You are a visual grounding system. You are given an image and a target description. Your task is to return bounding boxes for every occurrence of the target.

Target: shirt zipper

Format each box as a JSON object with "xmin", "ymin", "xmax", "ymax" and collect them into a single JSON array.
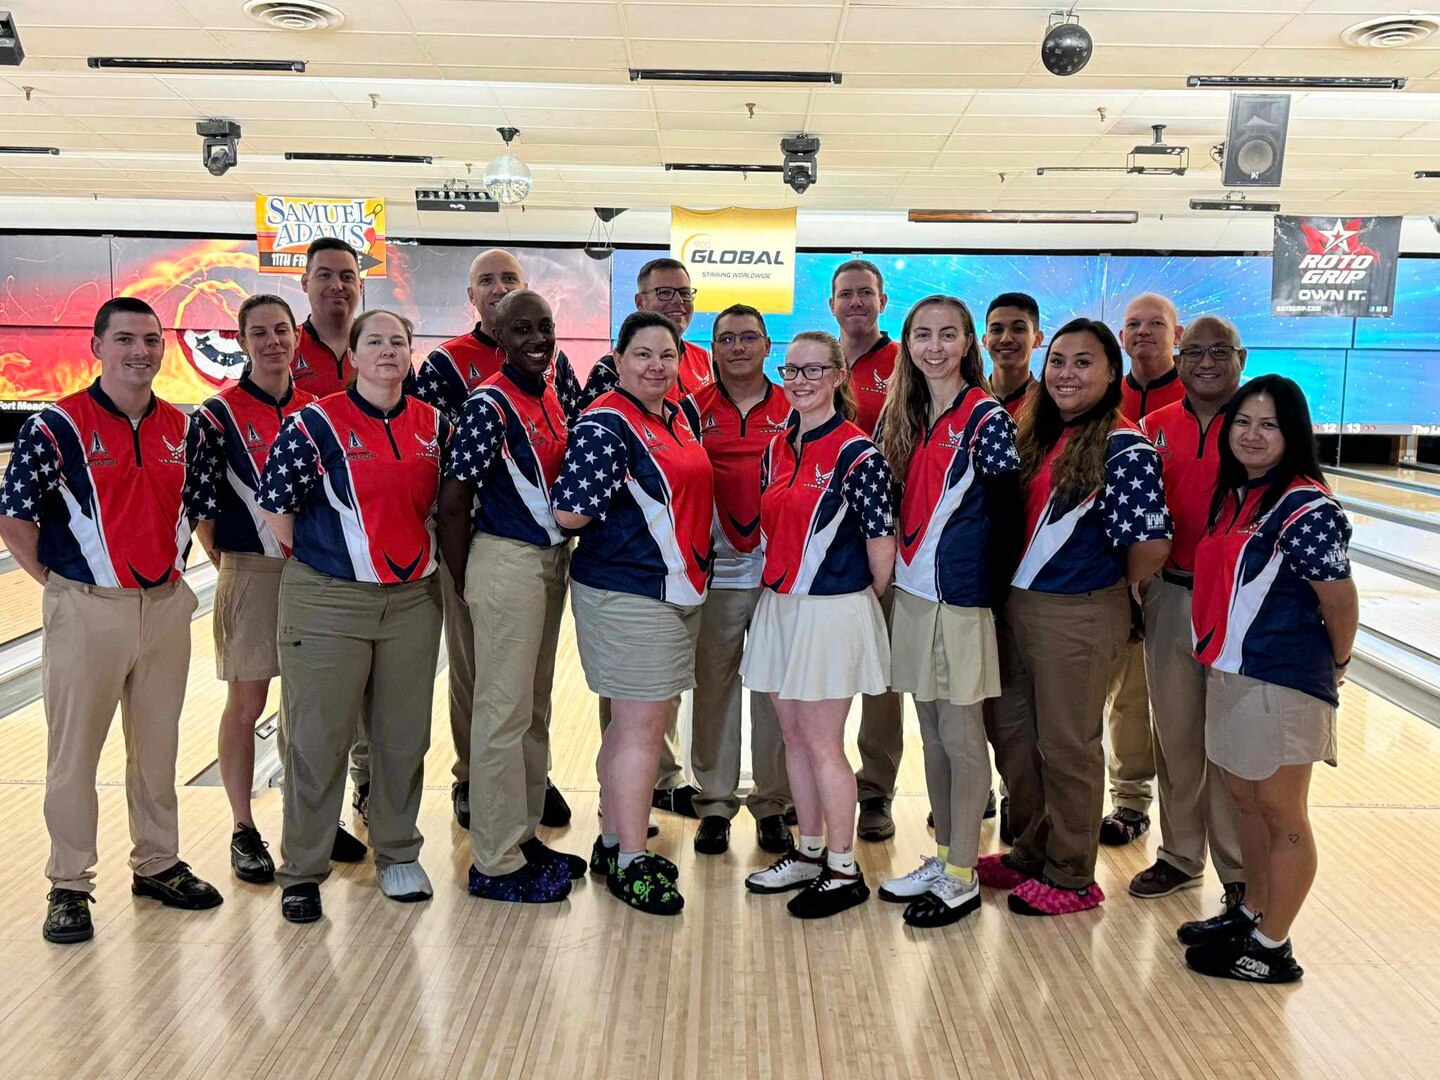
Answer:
[
  {"xmin": 382, "ymin": 418, "xmax": 402, "ymax": 459},
  {"xmin": 131, "ymin": 414, "xmax": 144, "ymax": 468}
]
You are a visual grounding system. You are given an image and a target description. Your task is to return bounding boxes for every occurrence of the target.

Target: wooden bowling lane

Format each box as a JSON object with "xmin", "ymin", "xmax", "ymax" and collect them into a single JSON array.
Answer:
[{"xmin": 1329, "ymin": 472, "xmax": 1440, "ymax": 517}]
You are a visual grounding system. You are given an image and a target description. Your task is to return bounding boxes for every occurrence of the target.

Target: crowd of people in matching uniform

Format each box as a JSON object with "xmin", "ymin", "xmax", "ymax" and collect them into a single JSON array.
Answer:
[{"xmin": 0, "ymin": 237, "xmax": 1359, "ymax": 987}]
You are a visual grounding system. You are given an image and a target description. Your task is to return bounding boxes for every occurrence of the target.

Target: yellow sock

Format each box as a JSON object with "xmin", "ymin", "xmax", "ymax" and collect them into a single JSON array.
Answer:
[
  {"xmin": 937, "ymin": 844, "xmax": 949, "ymax": 863},
  {"xmin": 946, "ymin": 864, "xmax": 975, "ymax": 883}
]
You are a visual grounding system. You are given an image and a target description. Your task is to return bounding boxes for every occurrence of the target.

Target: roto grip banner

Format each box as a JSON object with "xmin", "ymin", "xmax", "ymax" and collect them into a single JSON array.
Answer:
[
  {"xmin": 1272, "ymin": 215, "xmax": 1400, "ymax": 318},
  {"xmin": 671, "ymin": 206, "xmax": 797, "ymax": 313},
  {"xmin": 255, "ymin": 196, "xmax": 387, "ymax": 276}
]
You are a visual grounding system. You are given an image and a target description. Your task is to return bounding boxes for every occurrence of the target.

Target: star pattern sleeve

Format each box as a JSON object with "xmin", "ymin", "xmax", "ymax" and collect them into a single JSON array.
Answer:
[
  {"xmin": 182, "ymin": 414, "xmax": 220, "ymax": 523},
  {"xmin": 553, "ymin": 350, "xmax": 585, "ymax": 427},
  {"xmin": 1102, "ymin": 436, "xmax": 1172, "ymax": 546},
  {"xmin": 413, "ymin": 350, "xmax": 461, "ymax": 419},
  {"xmin": 444, "ymin": 393, "xmax": 505, "ymax": 489},
  {"xmin": 973, "ymin": 405, "xmax": 1022, "ymax": 478},
  {"xmin": 843, "ymin": 448, "xmax": 896, "ymax": 539},
  {"xmin": 0, "ymin": 414, "xmax": 60, "ymax": 523},
  {"xmin": 579, "ymin": 354, "xmax": 619, "ymax": 411},
  {"xmin": 1281, "ymin": 499, "xmax": 1352, "ymax": 582},
  {"xmin": 257, "ymin": 413, "xmax": 321, "ymax": 515},
  {"xmin": 551, "ymin": 415, "xmax": 628, "ymax": 520}
]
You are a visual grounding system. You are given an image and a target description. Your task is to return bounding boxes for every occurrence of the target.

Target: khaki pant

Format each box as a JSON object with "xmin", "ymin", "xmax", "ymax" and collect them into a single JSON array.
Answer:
[
  {"xmin": 1007, "ymin": 584, "xmax": 1131, "ymax": 888},
  {"xmin": 983, "ymin": 609, "xmax": 1047, "ymax": 868},
  {"xmin": 1106, "ymin": 640, "xmax": 1155, "ymax": 813},
  {"xmin": 276, "ymin": 561, "xmax": 442, "ymax": 887},
  {"xmin": 691, "ymin": 586, "xmax": 791, "ymax": 820},
  {"xmin": 1144, "ymin": 576, "xmax": 1244, "ymax": 883},
  {"xmin": 42, "ymin": 574, "xmax": 197, "ymax": 891},
  {"xmin": 916, "ymin": 700, "xmax": 990, "ymax": 869},
  {"xmin": 857, "ymin": 585, "xmax": 904, "ymax": 801},
  {"xmin": 441, "ymin": 561, "xmax": 477, "ymax": 783},
  {"xmin": 465, "ymin": 534, "xmax": 569, "ymax": 876}
]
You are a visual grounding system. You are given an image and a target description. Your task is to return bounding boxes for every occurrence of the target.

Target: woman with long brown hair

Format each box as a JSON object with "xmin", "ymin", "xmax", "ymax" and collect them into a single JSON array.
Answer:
[
  {"xmin": 979, "ymin": 317, "xmax": 1172, "ymax": 917},
  {"xmin": 877, "ymin": 296, "xmax": 1021, "ymax": 928}
]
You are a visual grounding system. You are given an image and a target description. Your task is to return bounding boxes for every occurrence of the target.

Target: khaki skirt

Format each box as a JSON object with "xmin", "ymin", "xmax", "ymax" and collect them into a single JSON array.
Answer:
[
  {"xmin": 1205, "ymin": 667, "xmax": 1338, "ymax": 781},
  {"xmin": 889, "ymin": 588, "xmax": 1001, "ymax": 707},
  {"xmin": 741, "ymin": 589, "xmax": 890, "ymax": 702},
  {"xmin": 213, "ymin": 551, "xmax": 285, "ymax": 682},
  {"xmin": 570, "ymin": 581, "xmax": 702, "ymax": 701}
]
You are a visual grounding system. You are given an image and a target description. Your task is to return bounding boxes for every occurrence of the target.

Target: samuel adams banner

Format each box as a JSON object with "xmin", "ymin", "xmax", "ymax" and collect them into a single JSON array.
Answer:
[
  {"xmin": 671, "ymin": 206, "xmax": 797, "ymax": 313},
  {"xmin": 1271, "ymin": 215, "xmax": 1401, "ymax": 318},
  {"xmin": 255, "ymin": 196, "xmax": 388, "ymax": 277}
]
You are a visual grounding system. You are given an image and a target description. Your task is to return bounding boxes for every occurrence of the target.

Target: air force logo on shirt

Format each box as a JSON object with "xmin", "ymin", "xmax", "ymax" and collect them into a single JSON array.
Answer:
[
  {"xmin": 804, "ymin": 463, "xmax": 835, "ymax": 490},
  {"xmin": 159, "ymin": 434, "xmax": 187, "ymax": 466},
  {"xmin": 414, "ymin": 432, "xmax": 441, "ymax": 460}
]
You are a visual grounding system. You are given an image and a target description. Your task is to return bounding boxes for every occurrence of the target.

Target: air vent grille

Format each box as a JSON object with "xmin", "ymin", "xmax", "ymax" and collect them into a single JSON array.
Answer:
[
  {"xmin": 1341, "ymin": 15, "xmax": 1439, "ymax": 49},
  {"xmin": 242, "ymin": 1, "xmax": 346, "ymax": 31}
]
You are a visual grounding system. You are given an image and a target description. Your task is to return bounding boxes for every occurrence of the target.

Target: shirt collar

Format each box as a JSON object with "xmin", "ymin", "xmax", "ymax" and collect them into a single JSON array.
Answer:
[
  {"xmin": 614, "ymin": 384, "xmax": 674, "ymax": 420},
  {"xmin": 1125, "ymin": 365, "xmax": 1179, "ymax": 393},
  {"xmin": 88, "ymin": 379, "xmax": 156, "ymax": 421},
  {"xmin": 715, "ymin": 374, "xmax": 776, "ymax": 408},
  {"xmin": 238, "ymin": 375, "xmax": 295, "ymax": 409},
  {"xmin": 472, "ymin": 323, "xmax": 500, "ymax": 350},
  {"xmin": 854, "ymin": 332, "xmax": 893, "ymax": 364},
  {"xmin": 502, "ymin": 361, "xmax": 546, "ymax": 397},
  {"xmin": 301, "ymin": 317, "xmax": 347, "ymax": 360},
  {"xmin": 994, "ymin": 374, "xmax": 1034, "ymax": 406},
  {"xmin": 788, "ymin": 410, "xmax": 845, "ymax": 445},
  {"xmin": 346, "ymin": 386, "xmax": 407, "ymax": 420}
]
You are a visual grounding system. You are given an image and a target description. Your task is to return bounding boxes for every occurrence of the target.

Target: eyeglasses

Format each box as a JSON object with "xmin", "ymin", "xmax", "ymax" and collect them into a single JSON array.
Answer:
[
  {"xmin": 715, "ymin": 331, "xmax": 765, "ymax": 348},
  {"xmin": 1177, "ymin": 344, "xmax": 1239, "ymax": 362},
  {"xmin": 779, "ymin": 363, "xmax": 838, "ymax": 382},
  {"xmin": 642, "ymin": 286, "xmax": 698, "ymax": 302}
]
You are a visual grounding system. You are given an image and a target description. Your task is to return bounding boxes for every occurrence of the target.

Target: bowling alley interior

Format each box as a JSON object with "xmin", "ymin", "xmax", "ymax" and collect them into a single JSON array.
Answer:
[{"xmin": 1, "ymin": 2, "xmax": 1440, "ymax": 1078}]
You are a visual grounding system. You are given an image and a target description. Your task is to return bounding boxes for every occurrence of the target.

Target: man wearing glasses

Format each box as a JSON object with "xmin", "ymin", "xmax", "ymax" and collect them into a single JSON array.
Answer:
[{"xmin": 1128, "ymin": 316, "xmax": 1247, "ymax": 908}]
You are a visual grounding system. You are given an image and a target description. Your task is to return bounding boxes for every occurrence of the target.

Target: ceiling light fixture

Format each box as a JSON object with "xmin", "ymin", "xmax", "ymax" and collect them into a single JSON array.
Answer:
[
  {"xmin": 1415, "ymin": 171, "xmax": 1440, "ymax": 178},
  {"xmin": 0, "ymin": 145, "xmax": 58, "ymax": 155},
  {"xmin": 664, "ymin": 162, "xmax": 784, "ymax": 173},
  {"xmin": 284, "ymin": 152, "xmax": 432, "ymax": 164},
  {"xmin": 585, "ymin": 207, "xmax": 628, "ymax": 261},
  {"xmin": 88, "ymin": 56, "xmax": 307, "ymax": 73},
  {"xmin": 0, "ymin": 11, "xmax": 24, "ymax": 66},
  {"xmin": 1187, "ymin": 75, "xmax": 1405, "ymax": 90},
  {"xmin": 415, "ymin": 185, "xmax": 498, "ymax": 213},
  {"xmin": 1041, "ymin": 9, "xmax": 1093, "ymax": 77},
  {"xmin": 1189, "ymin": 194, "xmax": 1280, "ymax": 212},
  {"xmin": 908, "ymin": 209, "xmax": 1139, "ymax": 224},
  {"xmin": 630, "ymin": 68, "xmax": 842, "ymax": 85},
  {"xmin": 483, "ymin": 127, "xmax": 531, "ymax": 206}
]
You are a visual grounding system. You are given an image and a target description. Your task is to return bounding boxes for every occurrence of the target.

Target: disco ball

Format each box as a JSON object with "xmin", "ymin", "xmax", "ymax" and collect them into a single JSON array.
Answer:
[
  {"xmin": 1041, "ymin": 22, "xmax": 1093, "ymax": 77},
  {"xmin": 483, "ymin": 151, "xmax": 532, "ymax": 205}
]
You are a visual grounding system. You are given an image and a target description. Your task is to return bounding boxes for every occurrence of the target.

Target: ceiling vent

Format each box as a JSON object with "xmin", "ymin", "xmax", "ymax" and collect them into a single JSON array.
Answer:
[
  {"xmin": 242, "ymin": 1, "xmax": 346, "ymax": 31},
  {"xmin": 1340, "ymin": 15, "xmax": 1439, "ymax": 48}
]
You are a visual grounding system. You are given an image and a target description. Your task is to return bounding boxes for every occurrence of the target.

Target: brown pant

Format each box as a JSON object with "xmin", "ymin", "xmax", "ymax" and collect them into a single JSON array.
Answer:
[
  {"xmin": 466, "ymin": 535, "xmax": 569, "ymax": 876},
  {"xmin": 276, "ymin": 561, "xmax": 442, "ymax": 887},
  {"xmin": 857, "ymin": 586, "xmax": 904, "ymax": 801},
  {"xmin": 916, "ymin": 700, "xmax": 990, "ymax": 869},
  {"xmin": 983, "ymin": 609, "xmax": 1047, "ymax": 867},
  {"xmin": 1007, "ymin": 584, "xmax": 1131, "ymax": 888},
  {"xmin": 441, "ymin": 561, "xmax": 477, "ymax": 783},
  {"xmin": 1143, "ymin": 576, "xmax": 1244, "ymax": 883},
  {"xmin": 43, "ymin": 574, "xmax": 197, "ymax": 891},
  {"xmin": 1106, "ymin": 640, "xmax": 1155, "ymax": 813},
  {"xmin": 690, "ymin": 586, "xmax": 791, "ymax": 820}
]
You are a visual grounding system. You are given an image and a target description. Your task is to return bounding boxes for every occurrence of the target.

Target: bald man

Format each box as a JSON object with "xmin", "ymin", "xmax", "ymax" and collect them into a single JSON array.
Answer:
[
  {"xmin": 1099, "ymin": 292, "xmax": 1187, "ymax": 848},
  {"xmin": 410, "ymin": 248, "xmax": 572, "ymax": 831}
]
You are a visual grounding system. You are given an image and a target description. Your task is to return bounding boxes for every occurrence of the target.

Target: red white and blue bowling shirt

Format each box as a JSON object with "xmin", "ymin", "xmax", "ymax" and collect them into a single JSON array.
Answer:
[
  {"xmin": 895, "ymin": 386, "xmax": 1020, "ymax": 608},
  {"xmin": 1, "ymin": 382, "xmax": 211, "ymax": 588},
  {"xmin": 257, "ymin": 389, "xmax": 451, "ymax": 583},
  {"xmin": 758, "ymin": 412, "xmax": 895, "ymax": 596},
  {"xmin": 411, "ymin": 323, "xmax": 504, "ymax": 421},
  {"xmin": 679, "ymin": 379, "xmax": 793, "ymax": 590},
  {"xmin": 193, "ymin": 377, "xmax": 316, "ymax": 557},
  {"xmin": 850, "ymin": 334, "xmax": 899, "ymax": 437},
  {"xmin": 552, "ymin": 387, "xmax": 714, "ymax": 605},
  {"xmin": 1121, "ymin": 365, "xmax": 1185, "ymax": 423},
  {"xmin": 571, "ymin": 341, "xmax": 714, "ymax": 418},
  {"xmin": 1193, "ymin": 476, "xmax": 1352, "ymax": 706},
  {"xmin": 993, "ymin": 374, "xmax": 1036, "ymax": 421},
  {"xmin": 289, "ymin": 318, "xmax": 355, "ymax": 399},
  {"xmin": 1141, "ymin": 398, "xmax": 1221, "ymax": 574},
  {"xmin": 1013, "ymin": 422, "xmax": 1172, "ymax": 595},
  {"xmin": 444, "ymin": 363, "xmax": 569, "ymax": 548}
]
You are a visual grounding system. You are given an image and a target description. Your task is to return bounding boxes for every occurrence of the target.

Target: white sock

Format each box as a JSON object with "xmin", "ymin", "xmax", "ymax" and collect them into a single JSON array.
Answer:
[
  {"xmin": 617, "ymin": 850, "xmax": 642, "ymax": 870},
  {"xmin": 601, "ymin": 832, "xmax": 619, "ymax": 848},
  {"xmin": 798, "ymin": 835, "xmax": 824, "ymax": 859},
  {"xmin": 827, "ymin": 849, "xmax": 857, "ymax": 875},
  {"xmin": 1239, "ymin": 903, "xmax": 1261, "ymax": 922},
  {"xmin": 1252, "ymin": 926, "xmax": 1286, "ymax": 949}
]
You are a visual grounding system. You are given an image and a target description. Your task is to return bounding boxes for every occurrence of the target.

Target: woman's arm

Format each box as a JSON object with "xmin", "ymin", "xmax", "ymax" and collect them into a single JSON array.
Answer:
[
  {"xmin": 1311, "ymin": 577, "xmax": 1360, "ymax": 682},
  {"xmin": 1126, "ymin": 537, "xmax": 1170, "ymax": 585},
  {"xmin": 437, "ymin": 478, "xmax": 475, "ymax": 600},
  {"xmin": 193, "ymin": 520, "xmax": 219, "ymax": 565},
  {"xmin": 262, "ymin": 511, "xmax": 294, "ymax": 553},
  {"xmin": 866, "ymin": 535, "xmax": 896, "ymax": 598},
  {"xmin": 553, "ymin": 509, "xmax": 592, "ymax": 531}
]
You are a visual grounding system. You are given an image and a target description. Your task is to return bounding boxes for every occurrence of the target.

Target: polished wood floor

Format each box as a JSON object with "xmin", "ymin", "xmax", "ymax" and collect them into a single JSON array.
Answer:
[{"xmin": 2, "ymin": 608, "xmax": 1440, "ymax": 1079}]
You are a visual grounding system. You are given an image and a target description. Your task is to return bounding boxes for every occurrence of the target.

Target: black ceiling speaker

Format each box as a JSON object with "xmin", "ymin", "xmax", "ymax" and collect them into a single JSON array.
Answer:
[
  {"xmin": 1221, "ymin": 93, "xmax": 1291, "ymax": 188},
  {"xmin": 1041, "ymin": 12, "xmax": 1093, "ymax": 77}
]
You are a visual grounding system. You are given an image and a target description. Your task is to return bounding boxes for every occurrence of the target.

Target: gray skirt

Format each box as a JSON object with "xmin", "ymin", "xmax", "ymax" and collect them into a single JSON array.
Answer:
[
  {"xmin": 570, "ymin": 581, "xmax": 702, "ymax": 701},
  {"xmin": 1205, "ymin": 667, "xmax": 1338, "ymax": 781}
]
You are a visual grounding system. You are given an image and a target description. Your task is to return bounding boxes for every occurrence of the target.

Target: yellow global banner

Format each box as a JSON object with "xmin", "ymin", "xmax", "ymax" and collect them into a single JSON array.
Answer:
[
  {"xmin": 671, "ymin": 206, "xmax": 796, "ymax": 313},
  {"xmin": 255, "ymin": 195, "xmax": 387, "ymax": 276}
]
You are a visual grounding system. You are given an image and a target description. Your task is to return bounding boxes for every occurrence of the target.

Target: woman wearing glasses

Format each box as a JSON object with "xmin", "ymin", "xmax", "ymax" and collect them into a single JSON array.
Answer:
[
  {"xmin": 741, "ymin": 331, "xmax": 896, "ymax": 920},
  {"xmin": 551, "ymin": 310, "xmax": 714, "ymax": 917}
]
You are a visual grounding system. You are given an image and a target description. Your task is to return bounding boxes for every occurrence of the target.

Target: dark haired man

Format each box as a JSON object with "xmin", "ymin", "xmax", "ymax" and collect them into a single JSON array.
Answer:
[
  {"xmin": 983, "ymin": 292, "xmax": 1044, "ymax": 419},
  {"xmin": 292, "ymin": 237, "xmax": 363, "ymax": 399},
  {"xmin": 0, "ymin": 297, "xmax": 224, "ymax": 944}
]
